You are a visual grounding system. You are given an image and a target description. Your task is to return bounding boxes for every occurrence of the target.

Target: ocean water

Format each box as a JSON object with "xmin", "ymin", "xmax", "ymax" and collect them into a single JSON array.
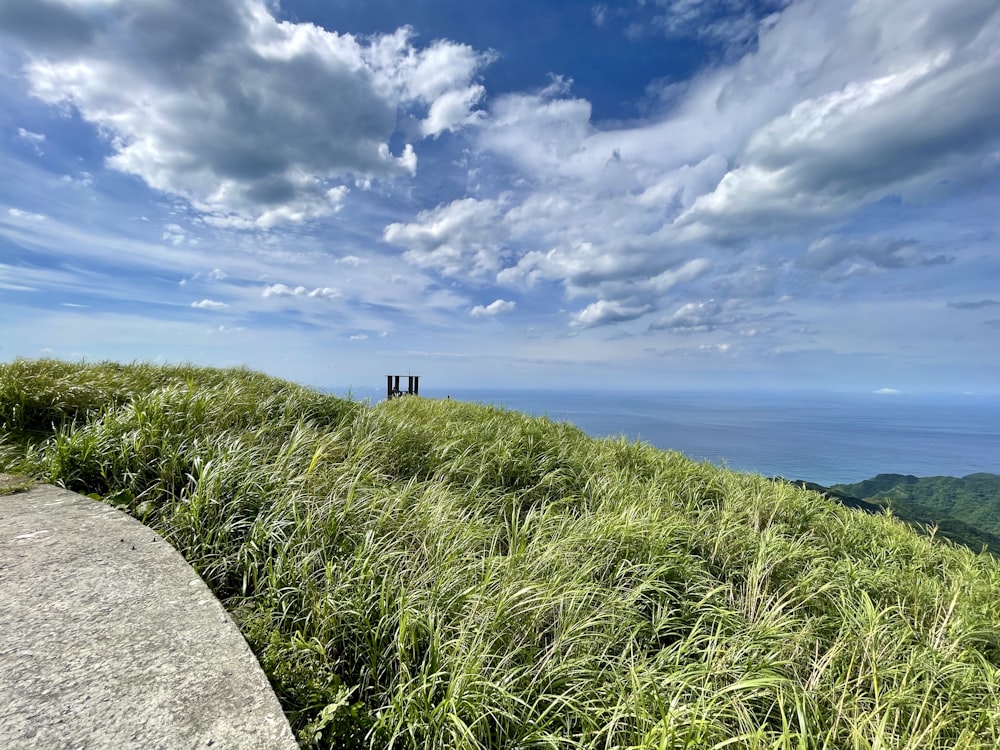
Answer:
[{"xmin": 428, "ymin": 389, "xmax": 1000, "ymax": 486}]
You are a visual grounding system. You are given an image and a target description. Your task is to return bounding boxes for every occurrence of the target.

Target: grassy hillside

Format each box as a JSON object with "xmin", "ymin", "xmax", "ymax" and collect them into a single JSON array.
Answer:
[{"xmin": 3, "ymin": 359, "xmax": 1000, "ymax": 749}]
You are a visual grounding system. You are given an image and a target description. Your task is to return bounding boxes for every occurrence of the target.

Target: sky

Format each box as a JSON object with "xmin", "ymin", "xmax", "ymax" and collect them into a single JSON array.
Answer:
[{"xmin": 1, "ymin": 0, "xmax": 998, "ymax": 395}]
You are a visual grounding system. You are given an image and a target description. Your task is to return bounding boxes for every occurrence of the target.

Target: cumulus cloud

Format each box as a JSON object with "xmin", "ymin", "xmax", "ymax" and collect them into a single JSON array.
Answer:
[
  {"xmin": 191, "ymin": 299, "xmax": 228, "ymax": 309},
  {"xmin": 438, "ymin": 0, "xmax": 1000, "ymax": 331},
  {"xmin": 2, "ymin": 0, "xmax": 490, "ymax": 227},
  {"xmin": 8, "ymin": 0, "xmax": 996, "ymax": 354},
  {"xmin": 162, "ymin": 224, "xmax": 187, "ymax": 246},
  {"xmin": 378, "ymin": 36, "xmax": 493, "ymax": 137},
  {"xmin": 678, "ymin": 1, "xmax": 1000, "ymax": 239},
  {"xmin": 262, "ymin": 283, "xmax": 341, "ymax": 299},
  {"xmin": 570, "ymin": 300, "xmax": 651, "ymax": 328},
  {"xmin": 470, "ymin": 299, "xmax": 516, "ymax": 317},
  {"xmin": 526, "ymin": 256, "xmax": 712, "ymax": 329},
  {"xmin": 798, "ymin": 236, "xmax": 952, "ymax": 278},
  {"xmin": 385, "ymin": 197, "xmax": 509, "ymax": 277},
  {"xmin": 479, "ymin": 92, "xmax": 594, "ymax": 175},
  {"xmin": 649, "ymin": 258, "xmax": 713, "ymax": 292}
]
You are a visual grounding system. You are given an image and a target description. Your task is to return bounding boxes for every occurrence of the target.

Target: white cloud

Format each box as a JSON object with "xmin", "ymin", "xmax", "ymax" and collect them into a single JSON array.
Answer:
[
  {"xmin": 385, "ymin": 197, "xmax": 509, "ymax": 277},
  {"xmin": 60, "ymin": 171, "xmax": 95, "ymax": 188},
  {"xmin": 191, "ymin": 299, "xmax": 229, "ymax": 310},
  {"xmin": 799, "ymin": 236, "xmax": 951, "ymax": 279},
  {"xmin": 17, "ymin": 127, "xmax": 45, "ymax": 154},
  {"xmin": 479, "ymin": 93, "xmax": 594, "ymax": 176},
  {"xmin": 420, "ymin": 85, "xmax": 487, "ymax": 137},
  {"xmin": 643, "ymin": 0, "xmax": 791, "ymax": 51},
  {"xmin": 3, "ymin": 0, "xmax": 997, "ymax": 384},
  {"xmin": 262, "ymin": 283, "xmax": 341, "ymax": 299},
  {"xmin": 419, "ymin": 0, "xmax": 1000, "ymax": 333},
  {"xmin": 0, "ymin": 267, "xmax": 37, "ymax": 292},
  {"xmin": 470, "ymin": 299, "xmax": 516, "ymax": 317},
  {"xmin": 162, "ymin": 224, "xmax": 186, "ymax": 246},
  {"xmin": 389, "ymin": 38, "xmax": 492, "ymax": 137},
  {"xmin": 7, "ymin": 208, "xmax": 47, "ymax": 221},
  {"xmin": 179, "ymin": 267, "xmax": 228, "ymax": 284},
  {"xmin": 570, "ymin": 300, "xmax": 651, "ymax": 328},
  {"xmin": 678, "ymin": 2, "xmax": 1000, "ymax": 239},
  {"xmin": 372, "ymin": 34, "xmax": 492, "ymax": 137},
  {"xmin": 349, "ymin": 333, "xmax": 368, "ymax": 341},
  {"xmin": 651, "ymin": 300, "xmax": 730, "ymax": 333},
  {"xmin": 649, "ymin": 258, "xmax": 713, "ymax": 292},
  {"xmin": 650, "ymin": 299, "xmax": 791, "ymax": 334},
  {"xmin": 698, "ymin": 342, "xmax": 733, "ymax": 354},
  {"xmin": 5, "ymin": 0, "xmax": 490, "ymax": 227},
  {"xmin": 308, "ymin": 287, "xmax": 341, "ymax": 299}
]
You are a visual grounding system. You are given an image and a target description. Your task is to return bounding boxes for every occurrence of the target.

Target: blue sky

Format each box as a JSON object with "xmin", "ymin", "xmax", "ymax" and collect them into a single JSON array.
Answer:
[{"xmin": 1, "ymin": 0, "xmax": 998, "ymax": 394}]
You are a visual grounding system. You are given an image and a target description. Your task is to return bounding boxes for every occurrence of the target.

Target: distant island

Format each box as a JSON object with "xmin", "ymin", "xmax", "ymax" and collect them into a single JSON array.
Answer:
[{"xmin": 785, "ymin": 473, "xmax": 1000, "ymax": 556}]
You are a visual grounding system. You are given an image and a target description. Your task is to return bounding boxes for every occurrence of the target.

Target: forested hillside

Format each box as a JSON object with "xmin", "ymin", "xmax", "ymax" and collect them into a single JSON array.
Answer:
[{"xmin": 831, "ymin": 473, "xmax": 1000, "ymax": 555}]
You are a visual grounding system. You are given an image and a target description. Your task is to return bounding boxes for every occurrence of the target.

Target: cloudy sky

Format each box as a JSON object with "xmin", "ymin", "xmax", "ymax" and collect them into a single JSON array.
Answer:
[{"xmin": 1, "ymin": 0, "xmax": 998, "ymax": 394}]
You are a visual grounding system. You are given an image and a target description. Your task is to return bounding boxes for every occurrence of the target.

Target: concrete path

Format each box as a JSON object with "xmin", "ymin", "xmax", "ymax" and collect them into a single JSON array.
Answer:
[{"xmin": 0, "ymin": 478, "xmax": 298, "ymax": 749}]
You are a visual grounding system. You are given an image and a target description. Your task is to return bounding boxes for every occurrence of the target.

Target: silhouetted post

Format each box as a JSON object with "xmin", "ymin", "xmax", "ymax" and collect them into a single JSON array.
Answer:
[{"xmin": 386, "ymin": 374, "xmax": 420, "ymax": 399}]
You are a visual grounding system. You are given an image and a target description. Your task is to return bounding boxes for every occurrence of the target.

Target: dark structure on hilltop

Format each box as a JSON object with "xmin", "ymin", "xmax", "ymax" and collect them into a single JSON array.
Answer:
[{"xmin": 386, "ymin": 375, "xmax": 419, "ymax": 399}]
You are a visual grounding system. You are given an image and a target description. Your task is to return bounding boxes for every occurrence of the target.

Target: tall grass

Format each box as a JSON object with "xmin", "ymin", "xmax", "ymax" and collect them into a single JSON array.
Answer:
[{"xmin": 3, "ymin": 358, "xmax": 1000, "ymax": 748}]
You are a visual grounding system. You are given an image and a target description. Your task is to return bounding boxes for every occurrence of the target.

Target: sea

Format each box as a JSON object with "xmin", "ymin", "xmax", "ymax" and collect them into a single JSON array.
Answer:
[{"xmin": 381, "ymin": 388, "xmax": 1000, "ymax": 487}]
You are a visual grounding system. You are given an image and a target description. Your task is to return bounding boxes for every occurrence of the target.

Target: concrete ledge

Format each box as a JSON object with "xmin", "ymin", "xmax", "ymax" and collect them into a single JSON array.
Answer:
[{"xmin": 0, "ymin": 481, "xmax": 298, "ymax": 749}]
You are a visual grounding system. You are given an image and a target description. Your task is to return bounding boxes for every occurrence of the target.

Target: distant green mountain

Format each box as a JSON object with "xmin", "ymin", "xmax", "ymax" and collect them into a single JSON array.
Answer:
[
  {"xmin": 791, "ymin": 473, "xmax": 1000, "ymax": 557},
  {"xmin": 835, "ymin": 473, "xmax": 1000, "ymax": 531}
]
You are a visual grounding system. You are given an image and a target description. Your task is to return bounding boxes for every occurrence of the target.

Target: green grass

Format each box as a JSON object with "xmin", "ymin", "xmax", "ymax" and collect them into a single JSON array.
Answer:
[{"xmin": 3, "ymin": 358, "xmax": 1000, "ymax": 748}]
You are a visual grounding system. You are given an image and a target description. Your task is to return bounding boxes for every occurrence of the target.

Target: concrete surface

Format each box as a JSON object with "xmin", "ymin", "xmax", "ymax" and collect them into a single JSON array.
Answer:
[{"xmin": 0, "ymin": 478, "xmax": 299, "ymax": 749}]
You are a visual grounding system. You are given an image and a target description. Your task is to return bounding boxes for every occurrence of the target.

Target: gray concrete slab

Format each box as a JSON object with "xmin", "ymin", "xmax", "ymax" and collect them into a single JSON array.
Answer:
[{"xmin": 0, "ymin": 480, "xmax": 298, "ymax": 749}]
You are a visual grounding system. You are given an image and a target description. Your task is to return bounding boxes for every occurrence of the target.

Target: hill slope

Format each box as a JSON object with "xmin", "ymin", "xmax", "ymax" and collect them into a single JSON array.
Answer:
[{"xmin": 3, "ymin": 359, "xmax": 1000, "ymax": 749}]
